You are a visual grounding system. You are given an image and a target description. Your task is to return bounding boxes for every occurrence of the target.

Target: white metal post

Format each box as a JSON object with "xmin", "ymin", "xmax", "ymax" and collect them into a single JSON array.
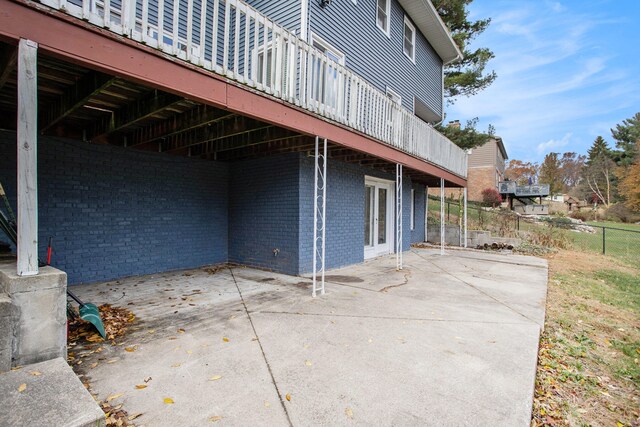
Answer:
[
  {"xmin": 17, "ymin": 39, "xmax": 39, "ymax": 276},
  {"xmin": 440, "ymin": 178, "xmax": 445, "ymax": 256},
  {"xmin": 396, "ymin": 164, "xmax": 403, "ymax": 270},
  {"xmin": 463, "ymin": 187, "xmax": 468, "ymax": 248},
  {"xmin": 312, "ymin": 136, "xmax": 327, "ymax": 297}
]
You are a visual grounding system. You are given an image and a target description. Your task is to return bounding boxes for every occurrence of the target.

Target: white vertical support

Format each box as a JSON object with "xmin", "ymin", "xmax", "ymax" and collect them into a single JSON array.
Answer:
[
  {"xmin": 424, "ymin": 186, "xmax": 428, "ymax": 243},
  {"xmin": 440, "ymin": 178, "xmax": 445, "ymax": 256},
  {"xmin": 17, "ymin": 39, "xmax": 39, "ymax": 276},
  {"xmin": 396, "ymin": 164, "xmax": 403, "ymax": 270},
  {"xmin": 312, "ymin": 136, "xmax": 327, "ymax": 297},
  {"xmin": 463, "ymin": 187, "xmax": 468, "ymax": 248}
]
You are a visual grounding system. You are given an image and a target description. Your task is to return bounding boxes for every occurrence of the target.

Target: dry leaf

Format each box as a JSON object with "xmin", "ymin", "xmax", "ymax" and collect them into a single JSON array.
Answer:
[
  {"xmin": 209, "ymin": 416, "xmax": 223, "ymax": 422},
  {"xmin": 106, "ymin": 359, "xmax": 118, "ymax": 364},
  {"xmin": 171, "ymin": 363, "xmax": 181, "ymax": 368},
  {"xmin": 345, "ymin": 407, "xmax": 354, "ymax": 418},
  {"xmin": 222, "ymin": 337, "xmax": 229, "ymax": 342},
  {"xmin": 17, "ymin": 383, "xmax": 26, "ymax": 393},
  {"xmin": 285, "ymin": 393, "xmax": 291, "ymax": 401},
  {"xmin": 128, "ymin": 413, "xmax": 143, "ymax": 421},
  {"xmin": 186, "ymin": 350, "xmax": 193, "ymax": 354},
  {"xmin": 29, "ymin": 371, "xmax": 42, "ymax": 376},
  {"xmin": 124, "ymin": 347, "xmax": 136, "ymax": 353},
  {"xmin": 135, "ymin": 385, "xmax": 147, "ymax": 389},
  {"xmin": 177, "ymin": 328, "xmax": 185, "ymax": 333},
  {"xmin": 144, "ymin": 377, "xmax": 152, "ymax": 383},
  {"xmin": 90, "ymin": 363, "xmax": 99, "ymax": 369},
  {"xmin": 264, "ymin": 401, "xmax": 271, "ymax": 408},
  {"xmin": 164, "ymin": 397, "xmax": 174, "ymax": 404},
  {"xmin": 304, "ymin": 360, "xmax": 312, "ymax": 366},
  {"xmin": 106, "ymin": 393, "xmax": 124, "ymax": 402},
  {"xmin": 209, "ymin": 375, "xmax": 222, "ymax": 381}
]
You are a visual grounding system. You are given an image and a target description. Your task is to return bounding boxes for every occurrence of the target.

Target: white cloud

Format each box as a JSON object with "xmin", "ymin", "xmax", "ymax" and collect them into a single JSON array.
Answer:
[{"xmin": 537, "ymin": 133, "xmax": 572, "ymax": 155}]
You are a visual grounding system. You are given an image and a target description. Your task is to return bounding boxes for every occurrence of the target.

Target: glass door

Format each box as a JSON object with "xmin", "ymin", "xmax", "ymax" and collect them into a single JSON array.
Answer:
[{"xmin": 364, "ymin": 178, "xmax": 393, "ymax": 258}]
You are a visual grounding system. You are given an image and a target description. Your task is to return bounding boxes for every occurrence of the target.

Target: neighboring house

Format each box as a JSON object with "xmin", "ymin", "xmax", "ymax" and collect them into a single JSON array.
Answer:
[
  {"xmin": 467, "ymin": 136, "xmax": 508, "ymax": 202},
  {"xmin": 0, "ymin": 0, "xmax": 466, "ymax": 286}
]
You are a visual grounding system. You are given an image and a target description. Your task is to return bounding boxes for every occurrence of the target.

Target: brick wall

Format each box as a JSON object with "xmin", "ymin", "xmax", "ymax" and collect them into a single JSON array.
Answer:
[
  {"xmin": 0, "ymin": 131, "xmax": 228, "ymax": 285},
  {"xmin": 228, "ymin": 154, "xmax": 300, "ymax": 274},
  {"xmin": 298, "ymin": 155, "xmax": 416, "ymax": 274},
  {"xmin": 467, "ymin": 166, "xmax": 497, "ymax": 202}
]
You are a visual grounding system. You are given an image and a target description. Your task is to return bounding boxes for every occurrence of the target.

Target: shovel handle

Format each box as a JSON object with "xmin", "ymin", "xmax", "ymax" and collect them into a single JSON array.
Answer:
[{"xmin": 67, "ymin": 289, "xmax": 84, "ymax": 307}]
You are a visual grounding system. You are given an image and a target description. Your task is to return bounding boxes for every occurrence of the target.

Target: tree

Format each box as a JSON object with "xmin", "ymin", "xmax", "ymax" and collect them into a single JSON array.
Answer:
[
  {"xmin": 559, "ymin": 152, "xmax": 586, "ymax": 191},
  {"xmin": 505, "ymin": 160, "xmax": 539, "ymax": 185},
  {"xmin": 539, "ymin": 153, "xmax": 563, "ymax": 195},
  {"xmin": 587, "ymin": 136, "xmax": 610, "ymax": 163},
  {"xmin": 432, "ymin": 0, "xmax": 497, "ymax": 102},
  {"xmin": 618, "ymin": 141, "xmax": 640, "ymax": 211},
  {"xmin": 434, "ymin": 118, "xmax": 493, "ymax": 150},
  {"xmin": 583, "ymin": 137, "xmax": 616, "ymax": 207},
  {"xmin": 611, "ymin": 112, "xmax": 640, "ymax": 166}
]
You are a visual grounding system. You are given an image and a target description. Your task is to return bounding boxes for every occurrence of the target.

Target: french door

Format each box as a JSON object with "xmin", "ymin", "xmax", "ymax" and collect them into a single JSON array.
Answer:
[{"xmin": 364, "ymin": 177, "xmax": 394, "ymax": 259}]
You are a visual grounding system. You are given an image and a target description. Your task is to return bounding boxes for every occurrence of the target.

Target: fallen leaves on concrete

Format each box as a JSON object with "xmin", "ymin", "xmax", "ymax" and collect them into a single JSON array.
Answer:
[
  {"xmin": 163, "ymin": 397, "xmax": 174, "ymax": 404},
  {"xmin": 68, "ymin": 304, "xmax": 135, "ymax": 345},
  {"xmin": 101, "ymin": 400, "xmax": 135, "ymax": 426},
  {"xmin": 17, "ymin": 383, "xmax": 26, "ymax": 393},
  {"xmin": 208, "ymin": 416, "xmax": 223, "ymax": 422}
]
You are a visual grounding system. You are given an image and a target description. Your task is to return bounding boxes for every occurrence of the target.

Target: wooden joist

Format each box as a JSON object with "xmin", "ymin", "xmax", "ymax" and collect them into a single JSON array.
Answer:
[{"xmin": 0, "ymin": 44, "xmax": 18, "ymax": 91}]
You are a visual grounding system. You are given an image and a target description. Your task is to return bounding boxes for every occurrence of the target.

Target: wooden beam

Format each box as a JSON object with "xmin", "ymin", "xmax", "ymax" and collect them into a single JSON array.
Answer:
[
  {"xmin": 0, "ymin": 44, "xmax": 18, "ymax": 91},
  {"xmin": 17, "ymin": 39, "xmax": 38, "ymax": 276},
  {"xmin": 194, "ymin": 127, "xmax": 302, "ymax": 158},
  {"xmin": 127, "ymin": 105, "xmax": 234, "ymax": 148},
  {"xmin": 92, "ymin": 89, "xmax": 184, "ymax": 140},
  {"xmin": 40, "ymin": 71, "xmax": 116, "ymax": 133}
]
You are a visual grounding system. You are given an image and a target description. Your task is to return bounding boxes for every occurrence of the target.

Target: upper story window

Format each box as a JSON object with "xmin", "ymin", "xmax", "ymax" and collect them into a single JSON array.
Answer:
[
  {"xmin": 377, "ymin": 0, "xmax": 390, "ymax": 36},
  {"xmin": 310, "ymin": 33, "xmax": 346, "ymax": 113},
  {"xmin": 403, "ymin": 16, "xmax": 416, "ymax": 62}
]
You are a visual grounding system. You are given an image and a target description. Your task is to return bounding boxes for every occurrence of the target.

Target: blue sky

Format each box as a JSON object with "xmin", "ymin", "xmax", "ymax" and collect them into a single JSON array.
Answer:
[{"xmin": 444, "ymin": 0, "xmax": 640, "ymax": 163}]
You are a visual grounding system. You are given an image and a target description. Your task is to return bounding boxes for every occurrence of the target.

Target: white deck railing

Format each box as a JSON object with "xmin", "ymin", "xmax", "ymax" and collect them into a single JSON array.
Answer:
[{"xmin": 39, "ymin": 0, "xmax": 468, "ymax": 177}]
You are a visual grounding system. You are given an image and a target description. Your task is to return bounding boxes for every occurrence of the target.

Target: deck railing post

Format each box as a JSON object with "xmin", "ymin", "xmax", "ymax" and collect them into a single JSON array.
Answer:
[
  {"xmin": 440, "ymin": 178, "xmax": 445, "ymax": 255},
  {"xmin": 463, "ymin": 187, "xmax": 467, "ymax": 248}
]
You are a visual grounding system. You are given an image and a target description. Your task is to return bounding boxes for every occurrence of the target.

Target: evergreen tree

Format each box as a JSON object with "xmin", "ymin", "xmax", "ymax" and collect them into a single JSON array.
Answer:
[
  {"xmin": 586, "ymin": 136, "xmax": 610, "ymax": 164},
  {"xmin": 432, "ymin": 0, "xmax": 497, "ymax": 102},
  {"xmin": 611, "ymin": 112, "xmax": 640, "ymax": 166}
]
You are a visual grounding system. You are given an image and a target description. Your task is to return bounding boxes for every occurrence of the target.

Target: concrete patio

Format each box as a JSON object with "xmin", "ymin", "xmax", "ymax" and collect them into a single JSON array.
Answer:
[{"xmin": 69, "ymin": 247, "xmax": 548, "ymax": 426}]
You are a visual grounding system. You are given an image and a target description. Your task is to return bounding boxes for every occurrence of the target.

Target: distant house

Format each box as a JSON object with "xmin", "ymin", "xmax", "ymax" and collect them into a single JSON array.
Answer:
[{"xmin": 466, "ymin": 136, "xmax": 508, "ymax": 202}]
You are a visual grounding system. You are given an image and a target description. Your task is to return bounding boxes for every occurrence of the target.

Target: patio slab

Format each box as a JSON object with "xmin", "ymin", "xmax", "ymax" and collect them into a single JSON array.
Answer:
[{"xmin": 67, "ymin": 247, "xmax": 547, "ymax": 426}]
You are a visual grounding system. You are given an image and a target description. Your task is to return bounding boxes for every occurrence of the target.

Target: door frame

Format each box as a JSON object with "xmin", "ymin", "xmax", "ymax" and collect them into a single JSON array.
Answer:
[{"xmin": 364, "ymin": 176, "xmax": 395, "ymax": 259}]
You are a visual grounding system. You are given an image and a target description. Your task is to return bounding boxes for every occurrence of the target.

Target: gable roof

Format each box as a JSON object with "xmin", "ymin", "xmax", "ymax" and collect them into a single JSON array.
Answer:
[{"xmin": 398, "ymin": 0, "xmax": 463, "ymax": 64}]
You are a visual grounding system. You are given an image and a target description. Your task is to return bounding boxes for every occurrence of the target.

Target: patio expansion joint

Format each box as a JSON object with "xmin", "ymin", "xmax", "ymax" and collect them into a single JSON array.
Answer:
[
  {"xmin": 412, "ymin": 250, "xmax": 542, "ymax": 327},
  {"xmin": 249, "ymin": 310, "xmax": 535, "ymax": 326},
  {"xmin": 228, "ymin": 267, "xmax": 294, "ymax": 427}
]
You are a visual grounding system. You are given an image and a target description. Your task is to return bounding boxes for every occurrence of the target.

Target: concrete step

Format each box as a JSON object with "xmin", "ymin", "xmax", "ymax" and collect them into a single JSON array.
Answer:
[{"xmin": 0, "ymin": 357, "xmax": 105, "ymax": 427}]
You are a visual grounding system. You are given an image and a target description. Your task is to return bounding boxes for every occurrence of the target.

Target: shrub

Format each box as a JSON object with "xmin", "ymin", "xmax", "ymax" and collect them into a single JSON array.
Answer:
[
  {"xmin": 605, "ymin": 203, "xmax": 640, "ymax": 223},
  {"xmin": 481, "ymin": 188, "xmax": 503, "ymax": 207},
  {"xmin": 570, "ymin": 210, "xmax": 595, "ymax": 222}
]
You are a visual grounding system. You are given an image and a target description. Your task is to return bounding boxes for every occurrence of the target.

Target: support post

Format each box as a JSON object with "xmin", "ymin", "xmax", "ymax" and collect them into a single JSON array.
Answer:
[
  {"xmin": 17, "ymin": 39, "xmax": 38, "ymax": 276},
  {"xmin": 463, "ymin": 187, "xmax": 468, "ymax": 248},
  {"xmin": 396, "ymin": 164, "xmax": 403, "ymax": 270},
  {"xmin": 440, "ymin": 178, "xmax": 445, "ymax": 255},
  {"xmin": 312, "ymin": 136, "xmax": 327, "ymax": 297},
  {"xmin": 424, "ymin": 186, "xmax": 428, "ymax": 243}
]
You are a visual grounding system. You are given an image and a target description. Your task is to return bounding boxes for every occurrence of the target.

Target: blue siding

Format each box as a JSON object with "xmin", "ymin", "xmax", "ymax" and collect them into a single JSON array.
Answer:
[
  {"xmin": 0, "ymin": 131, "xmax": 228, "ymax": 285},
  {"xmin": 228, "ymin": 154, "xmax": 301, "ymax": 274},
  {"xmin": 245, "ymin": 0, "xmax": 301, "ymax": 33},
  {"xmin": 308, "ymin": 0, "xmax": 443, "ymax": 119},
  {"xmin": 411, "ymin": 183, "xmax": 426, "ymax": 243}
]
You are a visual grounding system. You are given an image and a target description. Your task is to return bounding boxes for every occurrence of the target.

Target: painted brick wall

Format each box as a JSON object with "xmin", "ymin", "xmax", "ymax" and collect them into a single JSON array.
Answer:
[
  {"xmin": 298, "ymin": 154, "xmax": 416, "ymax": 274},
  {"xmin": 228, "ymin": 153, "xmax": 301, "ymax": 274},
  {"xmin": 0, "ymin": 130, "xmax": 228, "ymax": 285}
]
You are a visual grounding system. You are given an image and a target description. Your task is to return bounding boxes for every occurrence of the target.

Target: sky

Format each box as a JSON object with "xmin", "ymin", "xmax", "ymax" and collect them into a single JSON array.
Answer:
[{"xmin": 444, "ymin": 0, "xmax": 640, "ymax": 164}]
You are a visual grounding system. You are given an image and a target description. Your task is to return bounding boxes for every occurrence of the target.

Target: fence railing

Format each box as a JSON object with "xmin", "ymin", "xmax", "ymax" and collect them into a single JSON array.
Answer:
[
  {"xmin": 427, "ymin": 196, "xmax": 640, "ymax": 264},
  {"xmin": 37, "ymin": 0, "xmax": 468, "ymax": 178},
  {"xmin": 498, "ymin": 182, "xmax": 550, "ymax": 197}
]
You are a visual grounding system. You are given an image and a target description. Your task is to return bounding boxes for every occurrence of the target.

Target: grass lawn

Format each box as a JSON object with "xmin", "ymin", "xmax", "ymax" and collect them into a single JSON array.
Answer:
[{"xmin": 532, "ymin": 250, "xmax": 640, "ymax": 426}]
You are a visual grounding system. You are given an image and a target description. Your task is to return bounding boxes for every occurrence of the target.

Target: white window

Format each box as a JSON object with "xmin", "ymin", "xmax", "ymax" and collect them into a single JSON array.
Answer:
[
  {"xmin": 377, "ymin": 0, "xmax": 390, "ymax": 36},
  {"xmin": 310, "ymin": 33, "xmax": 345, "ymax": 112},
  {"xmin": 410, "ymin": 189, "xmax": 415, "ymax": 230},
  {"xmin": 403, "ymin": 16, "xmax": 416, "ymax": 62},
  {"xmin": 253, "ymin": 40, "xmax": 293, "ymax": 95}
]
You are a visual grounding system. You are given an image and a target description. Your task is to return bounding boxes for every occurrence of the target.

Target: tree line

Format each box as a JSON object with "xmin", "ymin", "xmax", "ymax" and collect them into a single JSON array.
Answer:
[{"xmin": 505, "ymin": 113, "xmax": 640, "ymax": 212}]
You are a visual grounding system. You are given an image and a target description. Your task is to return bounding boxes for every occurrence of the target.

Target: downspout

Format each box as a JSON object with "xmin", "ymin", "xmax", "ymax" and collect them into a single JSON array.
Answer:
[{"xmin": 300, "ymin": 0, "xmax": 309, "ymax": 41}]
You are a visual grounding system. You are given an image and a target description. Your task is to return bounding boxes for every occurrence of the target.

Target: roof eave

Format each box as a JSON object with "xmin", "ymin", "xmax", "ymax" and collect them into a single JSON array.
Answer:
[{"xmin": 398, "ymin": 0, "xmax": 463, "ymax": 65}]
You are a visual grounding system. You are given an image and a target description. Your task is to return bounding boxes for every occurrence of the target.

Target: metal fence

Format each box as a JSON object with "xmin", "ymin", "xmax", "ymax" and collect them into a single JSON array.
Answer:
[{"xmin": 427, "ymin": 196, "xmax": 640, "ymax": 264}]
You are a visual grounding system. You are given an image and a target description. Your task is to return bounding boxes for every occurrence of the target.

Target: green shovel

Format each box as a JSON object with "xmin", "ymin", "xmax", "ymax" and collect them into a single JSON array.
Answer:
[{"xmin": 67, "ymin": 290, "xmax": 106, "ymax": 339}]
